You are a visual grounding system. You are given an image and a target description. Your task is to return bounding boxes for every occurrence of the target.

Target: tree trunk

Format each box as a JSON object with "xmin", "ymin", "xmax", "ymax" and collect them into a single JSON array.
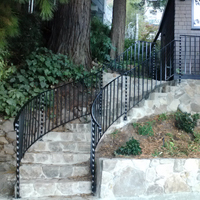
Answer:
[
  {"xmin": 48, "ymin": 0, "xmax": 92, "ymax": 69},
  {"xmin": 110, "ymin": 0, "xmax": 126, "ymax": 60}
]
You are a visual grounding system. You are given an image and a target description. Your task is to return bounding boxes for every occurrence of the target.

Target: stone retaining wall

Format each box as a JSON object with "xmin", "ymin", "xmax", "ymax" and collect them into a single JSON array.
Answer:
[
  {"xmin": 96, "ymin": 158, "xmax": 200, "ymax": 200},
  {"xmin": 0, "ymin": 118, "xmax": 16, "ymax": 198}
]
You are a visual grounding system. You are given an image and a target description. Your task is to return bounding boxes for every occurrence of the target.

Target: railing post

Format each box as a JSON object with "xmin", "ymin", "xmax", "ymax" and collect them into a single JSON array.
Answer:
[
  {"xmin": 124, "ymin": 73, "xmax": 127, "ymax": 121},
  {"xmin": 15, "ymin": 121, "xmax": 20, "ymax": 199},
  {"xmin": 179, "ymin": 36, "xmax": 182, "ymax": 83},
  {"xmin": 40, "ymin": 93, "xmax": 45, "ymax": 137},
  {"xmin": 152, "ymin": 44, "xmax": 156, "ymax": 90},
  {"xmin": 91, "ymin": 119, "xmax": 96, "ymax": 194}
]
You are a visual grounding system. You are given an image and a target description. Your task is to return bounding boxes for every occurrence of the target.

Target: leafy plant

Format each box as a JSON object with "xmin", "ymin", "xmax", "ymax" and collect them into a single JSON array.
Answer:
[
  {"xmin": 175, "ymin": 110, "xmax": 200, "ymax": 133},
  {"xmin": 164, "ymin": 140, "xmax": 177, "ymax": 156},
  {"xmin": 158, "ymin": 113, "xmax": 167, "ymax": 121},
  {"xmin": 0, "ymin": 48, "xmax": 98, "ymax": 118},
  {"xmin": 115, "ymin": 137, "xmax": 142, "ymax": 156},
  {"xmin": 133, "ymin": 121, "xmax": 154, "ymax": 136},
  {"xmin": 152, "ymin": 149, "xmax": 163, "ymax": 157},
  {"xmin": 193, "ymin": 132, "xmax": 200, "ymax": 143},
  {"xmin": 90, "ymin": 17, "xmax": 112, "ymax": 62}
]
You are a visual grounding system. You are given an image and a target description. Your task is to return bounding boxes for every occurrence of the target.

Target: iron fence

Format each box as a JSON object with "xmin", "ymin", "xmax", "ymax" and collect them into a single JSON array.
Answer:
[
  {"xmin": 90, "ymin": 40, "xmax": 177, "ymax": 193},
  {"xmin": 13, "ymin": 69, "xmax": 103, "ymax": 198}
]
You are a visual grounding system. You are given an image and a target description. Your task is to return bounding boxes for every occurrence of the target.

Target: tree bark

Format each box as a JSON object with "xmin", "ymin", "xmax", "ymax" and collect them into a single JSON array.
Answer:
[
  {"xmin": 110, "ymin": 0, "xmax": 127, "ymax": 59},
  {"xmin": 48, "ymin": 0, "xmax": 92, "ymax": 69}
]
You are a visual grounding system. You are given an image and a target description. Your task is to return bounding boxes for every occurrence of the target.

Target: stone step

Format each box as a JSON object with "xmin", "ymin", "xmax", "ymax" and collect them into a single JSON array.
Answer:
[
  {"xmin": 21, "ymin": 152, "xmax": 90, "ymax": 165},
  {"xmin": 20, "ymin": 179, "xmax": 91, "ymax": 198},
  {"xmin": 41, "ymin": 131, "xmax": 91, "ymax": 143},
  {"xmin": 149, "ymin": 92, "xmax": 167, "ymax": 100},
  {"xmin": 20, "ymin": 164, "xmax": 89, "ymax": 180},
  {"xmin": 17, "ymin": 195, "xmax": 97, "ymax": 200},
  {"xmin": 28, "ymin": 141, "xmax": 90, "ymax": 153},
  {"xmin": 64, "ymin": 123, "xmax": 91, "ymax": 134}
]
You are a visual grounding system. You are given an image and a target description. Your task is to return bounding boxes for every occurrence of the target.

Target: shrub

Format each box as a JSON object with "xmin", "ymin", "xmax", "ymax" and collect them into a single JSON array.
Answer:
[
  {"xmin": 175, "ymin": 110, "xmax": 199, "ymax": 133},
  {"xmin": 0, "ymin": 48, "xmax": 97, "ymax": 118},
  {"xmin": 133, "ymin": 121, "xmax": 154, "ymax": 136},
  {"xmin": 115, "ymin": 137, "xmax": 142, "ymax": 156},
  {"xmin": 90, "ymin": 17, "xmax": 112, "ymax": 62}
]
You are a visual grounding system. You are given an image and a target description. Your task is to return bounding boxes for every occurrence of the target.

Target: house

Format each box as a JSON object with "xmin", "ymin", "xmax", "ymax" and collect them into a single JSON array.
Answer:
[
  {"xmin": 91, "ymin": 0, "xmax": 105, "ymax": 22},
  {"xmin": 154, "ymin": 0, "xmax": 200, "ymax": 79}
]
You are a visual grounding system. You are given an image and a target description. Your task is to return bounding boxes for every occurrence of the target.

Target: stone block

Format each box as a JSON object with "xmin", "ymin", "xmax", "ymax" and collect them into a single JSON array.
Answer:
[
  {"xmin": 20, "ymin": 165, "xmax": 42, "ymax": 179},
  {"xmin": 174, "ymin": 159, "xmax": 185, "ymax": 172},
  {"xmin": 6, "ymin": 131, "xmax": 16, "ymax": 143},
  {"xmin": 156, "ymin": 163, "xmax": 173, "ymax": 178},
  {"xmin": 48, "ymin": 142, "xmax": 62, "ymax": 152},
  {"xmin": 0, "ymin": 130, "xmax": 5, "ymax": 137},
  {"xmin": 184, "ymin": 159, "xmax": 199, "ymax": 172},
  {"xmin": 147, "ymin": 184, "xmax": 164, "ymax": 195},
  {"xmin": 72, "ymin": 166, "xmax": 89, "ymax": 177},
  {"xmin": 77, "ymin": 143, "xmax": 90, "ymax": 153},
  {"xmin": 42, "ymin": 165, "xmax": 59, "ymax": 178},
  {"xmin": 34, "ymin": 181, "xmax": 56, "ymax": 197},
  {"xmin": 20, "ymin": 183, "xmax": 35, "ymax": 198},
  {"xmin": 60, "ymin": 142, "xmax": 76, "ymax": 152},
  {"xmin": 0, "ymin": 137, "xmax": 8, "ymax": 145},
  {"xmin": 59, "ymin": 165, "xmax": 73, "ymax": 177},
  {"xmin": 1, "ymin": 120, "xmax": 14, "ymax": 133},
  {"xmin": 113, "ymin": 167, "xmax": 146, "ymax": 197},
  {"xmin": 4, "ymin": 144, "xmax": 15, "ymax": 155},
  {"xmin": 164, "ymin": 174, "xmax": 190, "ymax": 193},
  {"xmin": 191, "ymin": 103, "xmax": 200, "ymax": 113}
]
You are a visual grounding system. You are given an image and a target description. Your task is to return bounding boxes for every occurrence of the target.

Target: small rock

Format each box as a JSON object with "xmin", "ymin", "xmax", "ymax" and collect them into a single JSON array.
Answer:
[{"xmin": 0, "ymin": 137, "xmax": 8, "ymax": 145}]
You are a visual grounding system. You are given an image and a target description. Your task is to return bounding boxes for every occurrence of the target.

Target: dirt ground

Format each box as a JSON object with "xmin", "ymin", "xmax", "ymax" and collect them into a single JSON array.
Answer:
[{"xmin": 96, "ymin": 113, "xmax": 200, "ymax": 159}]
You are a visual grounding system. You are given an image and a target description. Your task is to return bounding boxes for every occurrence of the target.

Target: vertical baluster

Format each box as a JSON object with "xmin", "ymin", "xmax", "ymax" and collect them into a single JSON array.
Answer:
[
  {"xmin": 40, "ymin": 93, "xmax": 45, "ymax": 137},
  {"xmin": 60, "ymin": 87, "xmax": 63, "ymax": 124},
  {"xmin": 138, "ymin": 42, "xmax": 140, "ymax": 103},
  {"xmin": 152, "ymin": 44, "xmax": 156, "ymax": 90},
  {"xmin": 179, "ymin": 36, "xmax": 182, "ymax": 83},
  {"xmin": 124, "ymin": 73, "xmax": 127, "ymax": 121},
  {"xmin": 184, "ymin": 35, "xmax": 186, "ymax": 74},
  {"xmin": 15, "ymin": 121, "xmax": 20, "ymax": 198},
  {"xmin": 194, "ymin": 36, "xmax": 196, "ymax": 74},
  {"xmin": 189, "ymin": 36, "xmax": 191, "ymax": 74},
  {"xmin": 91, "ymin": 120, "xmax": 96, "ymax": 193}
]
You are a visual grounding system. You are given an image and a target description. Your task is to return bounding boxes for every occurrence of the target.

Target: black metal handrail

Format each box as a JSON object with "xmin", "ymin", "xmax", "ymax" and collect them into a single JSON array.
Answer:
[
  {"xmin": 13, "ymin": 69, "xmax": 103, "ymax": 198},
  {"xmin": 13, "ymin": 38, "xmax": 180, "ymax": 198},
  {"xmin": 90, "ymin": 39, "xmax": 177, "ymax": 193}
]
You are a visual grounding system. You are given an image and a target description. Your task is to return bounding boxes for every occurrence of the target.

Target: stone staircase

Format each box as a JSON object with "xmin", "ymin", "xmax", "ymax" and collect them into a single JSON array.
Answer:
[{"xmin": 18, "ymin": 122, "xmax": 92, "ymax": 199}]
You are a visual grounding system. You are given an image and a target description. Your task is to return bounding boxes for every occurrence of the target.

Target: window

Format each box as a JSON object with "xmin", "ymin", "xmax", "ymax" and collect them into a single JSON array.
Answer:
[{"xmin": 192, "ymin": 0, "xmax": 200, "ymax": 29}]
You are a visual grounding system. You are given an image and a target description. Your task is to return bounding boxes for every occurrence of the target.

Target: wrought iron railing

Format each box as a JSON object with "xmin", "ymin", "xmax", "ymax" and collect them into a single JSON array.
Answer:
[
  {"xmin": 13, "ymin": 37, "xmax": 197, "ymax": 198},
  {"xmin": 13, "ymin": 70, "xmax": 103, "ymax": 198},
  {"xmin": 90, "ymin": 40, "xmax": 177, "ymax": 193},
  {"xmin": 178, "ymin": 35, "xmax": 200, "ymax": 79}
]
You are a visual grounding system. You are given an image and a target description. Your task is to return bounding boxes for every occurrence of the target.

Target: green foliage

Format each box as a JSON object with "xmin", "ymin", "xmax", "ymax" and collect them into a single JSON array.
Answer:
[
  {"xmin": 158, "ymin": 113, "xmax": 167, "ymax": 121},
  {"xmin": 164, "ymin": 140, "xmax": 177, "ymax": 156},
  {"xmin": 133, "ymin": 121, "xmax": 154, "ymax": 136},
  {"xmin": 0, "ymin": 48, "xmax": 95, "ymax": 118},
  {"xmin": 193, "ymin": 132, "xmax": 200, "ymax": 144},
  {"xmin": 115, "ymin": 137, "xmax": 142, "ymax": 156},
  {"xmin": 124, "ymin": 38, "xmax": 135, "ymax": 50},
  {"xmin": 8, "ymin": 13, "xmax": 44, "ymax": 64},
  {"xmin": 175, "ymin": 110, "xmax": 200, "ymax": 133},
  {"xmin": 0, "ymin": 0, "xmax": 19, "ymax": 48},
  {"xmin": 152, "ymin": 149, "xmax": 163, "ymax": 157},
  {"xmin": 90, "ymin": 17, "xmax": 112, "ymax": 62}
]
